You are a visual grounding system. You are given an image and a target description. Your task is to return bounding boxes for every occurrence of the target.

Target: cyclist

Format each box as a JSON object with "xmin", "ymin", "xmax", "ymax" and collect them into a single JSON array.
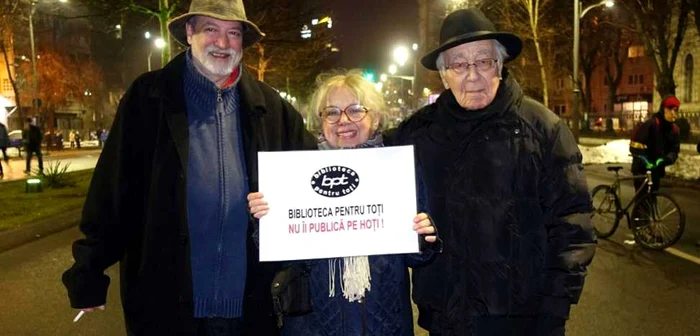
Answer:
[{"xmin": 629, "ymin": 95, "xmax": 681, "ymax": 192}]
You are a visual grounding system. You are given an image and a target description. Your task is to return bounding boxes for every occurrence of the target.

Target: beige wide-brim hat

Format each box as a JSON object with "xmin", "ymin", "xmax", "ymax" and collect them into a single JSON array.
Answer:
[{"xmin": 168, "ymin": 0, "xmax": 265, "ymax": 48}]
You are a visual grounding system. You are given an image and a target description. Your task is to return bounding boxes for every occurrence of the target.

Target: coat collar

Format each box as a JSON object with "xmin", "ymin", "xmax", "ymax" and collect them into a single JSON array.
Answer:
[
  {"xmin": 148, "ymin": 50, "xmax": 270, "ymax": 173},
  {"xmin": 149, "ymin": 51, "xmax": 268, "ymax": 117}
]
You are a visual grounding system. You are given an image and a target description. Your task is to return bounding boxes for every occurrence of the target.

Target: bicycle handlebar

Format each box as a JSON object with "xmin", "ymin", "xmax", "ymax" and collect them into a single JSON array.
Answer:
[{"xmin": 632, "ymin": 154, "xmax": 664, "ymax": 170}]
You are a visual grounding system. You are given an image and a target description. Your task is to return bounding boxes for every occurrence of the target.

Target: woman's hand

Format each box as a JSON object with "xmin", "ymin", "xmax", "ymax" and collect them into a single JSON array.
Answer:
[
  {"xmin": 413, "ymin": 213, "xmax": 436, "ymax": 243},
  {"xmin": 247, "ymin": 192, "xmax": 269, "ymax": 219}
]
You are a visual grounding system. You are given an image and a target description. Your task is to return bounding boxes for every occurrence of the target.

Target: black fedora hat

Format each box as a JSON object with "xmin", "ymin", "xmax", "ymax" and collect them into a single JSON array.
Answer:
[{"xmin": 421, "ymin": 8, "xmax": 522, "ymax": 71}]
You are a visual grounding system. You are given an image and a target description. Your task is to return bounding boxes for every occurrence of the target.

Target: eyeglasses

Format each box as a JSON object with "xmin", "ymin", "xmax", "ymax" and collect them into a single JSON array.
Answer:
[
  {"xmin": 445, "ymin": 59, "xmax": 498, "ymax": 74},
  {"xmin": 320, "ymin": 104, "xmax": 370, "ymax": 124}
]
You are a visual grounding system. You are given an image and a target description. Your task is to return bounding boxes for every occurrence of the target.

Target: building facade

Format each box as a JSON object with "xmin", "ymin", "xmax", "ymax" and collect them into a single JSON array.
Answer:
[{"xmin": 668, "ymin": 21, "xmax": 700, "ymax": 132}]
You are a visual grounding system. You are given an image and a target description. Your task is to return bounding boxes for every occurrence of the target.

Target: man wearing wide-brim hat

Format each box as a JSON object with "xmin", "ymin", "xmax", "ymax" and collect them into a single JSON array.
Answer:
[
  {"xmin": 387, "ymin": 8, "xmax": 595, "ymax": 336},
  {"xmin": 62, "ymin": 0, "xmax": 317, "ymax": 335}
]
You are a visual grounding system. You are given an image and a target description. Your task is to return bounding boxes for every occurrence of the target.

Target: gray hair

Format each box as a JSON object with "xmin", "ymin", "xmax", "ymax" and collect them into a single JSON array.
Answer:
[{"xmin": 436, "ymin": 39, "xmax": 509, "ymax": 88}]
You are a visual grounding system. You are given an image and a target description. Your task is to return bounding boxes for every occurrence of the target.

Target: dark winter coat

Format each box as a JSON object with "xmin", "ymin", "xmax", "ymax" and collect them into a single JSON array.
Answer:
[
  {"xmin": 24, "ymin": 124, "xmax": 42, "ymax": 150},
  {"xmin": 62, "ymin": 51, "xmax": 317, "ymax": 336},
  {"xmin": 0, "ymin": 123, "xmax": 9, "ymax": 148},
  {"xmin": 387, "ymin": 72, "xmax": 595, "ymax": 335},
  {"xmin": 282, "ymin": 253, "xmax": 429, "ymax": 336},
  {"xmin": 629, "ymin": 111, "xmax": 681, "ymax": 177},
  {"xmin": 281, "ymin": 143, "xmax": 439, "ymax": 335}
]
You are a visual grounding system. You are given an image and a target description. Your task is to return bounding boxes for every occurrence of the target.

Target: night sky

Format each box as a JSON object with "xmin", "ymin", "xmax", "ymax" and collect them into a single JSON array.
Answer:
[{"xmin": 330, "ymin": 0, "xmax": 419, "ymax": 75}]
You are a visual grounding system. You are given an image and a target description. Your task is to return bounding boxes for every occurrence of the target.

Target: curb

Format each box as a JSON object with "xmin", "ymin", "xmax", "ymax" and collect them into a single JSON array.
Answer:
[{"xmin": 0, "ymin": 208, "xmax": 82, "ymax": 253}]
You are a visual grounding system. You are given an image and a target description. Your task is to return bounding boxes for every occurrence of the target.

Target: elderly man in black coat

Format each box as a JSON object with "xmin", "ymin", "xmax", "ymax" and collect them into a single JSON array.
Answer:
[
  {"xmin": 387, "ymin": 9, "xmax": 595, "ymax": 336},
  {"xmin": 61, "ymin": 0, "xmax": 316, "ymax": 335}
]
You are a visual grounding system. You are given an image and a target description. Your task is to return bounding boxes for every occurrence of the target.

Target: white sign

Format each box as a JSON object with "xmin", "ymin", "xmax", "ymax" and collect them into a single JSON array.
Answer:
[{"xmin": 258, "ymin": 146, "xmax": 419, "ymax": 261}]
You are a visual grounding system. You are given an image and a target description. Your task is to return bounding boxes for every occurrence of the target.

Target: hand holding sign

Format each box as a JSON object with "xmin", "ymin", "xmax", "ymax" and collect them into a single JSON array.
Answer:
[{"xmin": 247, "ymin": 192, "xmax": 268, "ymax": 219}]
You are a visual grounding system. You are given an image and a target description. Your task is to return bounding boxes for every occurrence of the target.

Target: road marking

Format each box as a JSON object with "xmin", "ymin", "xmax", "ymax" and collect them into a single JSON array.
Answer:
[{"xmin": 665, "ymin": 247, "xmax": 700, "ymax": 265}]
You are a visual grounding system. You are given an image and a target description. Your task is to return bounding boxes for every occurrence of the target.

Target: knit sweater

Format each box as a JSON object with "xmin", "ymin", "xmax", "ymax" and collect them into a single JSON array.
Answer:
[{"xmin": 184, "ymin": 51, "xmax": 249, "ymax": 318}]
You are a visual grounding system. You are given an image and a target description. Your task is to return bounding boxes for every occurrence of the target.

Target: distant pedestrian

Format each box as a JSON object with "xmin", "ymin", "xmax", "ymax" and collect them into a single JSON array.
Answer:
[
  {"xmin": 75, "ymin": 131, "xmax": 82, "ymax": 149},
  {"xmin": 23, "ymin": 118, "xmax": 43, "ymax": 174},
  {"xmin": 0, "ymin": 122, "xmax": 9, "ymax": 178},
  {"xmin": 55, "ymin": 130, "xmax": 64, "ymax": 151},
  {"xmin": 69, "ymin": 130, "xmax": 75, "ymax": 149},
  {"xmin": 99, "ymin": 128, "xmax": 108, "ymax": 148}
]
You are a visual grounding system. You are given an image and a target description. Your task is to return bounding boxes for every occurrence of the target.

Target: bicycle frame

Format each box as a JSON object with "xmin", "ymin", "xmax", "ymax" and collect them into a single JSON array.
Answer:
[{"xmin": 608, "ymin": 170, "xmax": 654, "ymax": 217}]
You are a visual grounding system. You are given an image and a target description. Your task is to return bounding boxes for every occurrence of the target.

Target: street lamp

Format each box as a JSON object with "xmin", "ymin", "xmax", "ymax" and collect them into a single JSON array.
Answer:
[
  {"xmin": 393, "ymin": 46, "xmax": 409, "ymax": 67},
  {"xmin": 388, "ymin": 64, "xmax": 397, "ymax": 75},
  {"xmin": 573, "ymin": 0, "xmax": 614, "ymax": 138},
  {"xmin": 28, "ymin": 1, "xmax": 38, "ymax": 117},
  {"xmin": 145, "ymin": 32, "xmax": 166, "ymax": 72}
]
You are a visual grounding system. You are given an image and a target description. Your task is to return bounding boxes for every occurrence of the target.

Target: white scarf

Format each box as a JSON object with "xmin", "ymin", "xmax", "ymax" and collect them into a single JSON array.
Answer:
[{"xmin": 328, "ymin": 257, "xmax": 371, "ymax": 302}]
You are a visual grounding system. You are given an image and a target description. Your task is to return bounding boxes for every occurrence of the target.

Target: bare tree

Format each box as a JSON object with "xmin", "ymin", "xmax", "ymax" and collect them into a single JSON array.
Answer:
[
  {"xmin": 243, "ymin": 0, "xmax": 334, "ymax": 99},
  {"xmin": 0, "ymin": 0, "xmax": 24, "ymax": 119},
  {"xmin": 511, "ymin": 0, "xmax": 552, "ymax": 106},
  {"xmin": 623, "ymin": 0, "xmax": 690, "ymax": 96},
  {"xmin": 76, "ymin": 0, "xmax": 182, "ymax": 64}
]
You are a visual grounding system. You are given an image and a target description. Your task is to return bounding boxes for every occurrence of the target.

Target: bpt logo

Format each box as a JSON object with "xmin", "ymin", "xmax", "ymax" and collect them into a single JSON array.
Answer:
[{"xmin": 310, "ymin": 165, "xmax": 360, "ymax": 198}]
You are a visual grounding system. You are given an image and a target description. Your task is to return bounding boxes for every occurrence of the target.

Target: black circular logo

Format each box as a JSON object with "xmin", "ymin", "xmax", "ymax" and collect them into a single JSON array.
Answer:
[{"xmin": 310, "ymin": 165, "xmax": 360, "ymax": 198}]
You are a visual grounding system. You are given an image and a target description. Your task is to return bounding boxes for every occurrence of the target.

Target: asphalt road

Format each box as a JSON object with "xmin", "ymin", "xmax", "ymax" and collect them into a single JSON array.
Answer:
[
  {"xmin": 2, "ymin": 227, "xmax": 700, "ymax": 335},
  {"xmin": 585, "ymin": 164, "xmax": 700, "ymax": 260}
]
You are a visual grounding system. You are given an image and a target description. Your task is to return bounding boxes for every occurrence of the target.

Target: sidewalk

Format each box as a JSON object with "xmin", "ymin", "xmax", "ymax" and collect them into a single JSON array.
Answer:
[{"xmin": 0, "ymin": 149, "xmax": 101, "ymax": 183}]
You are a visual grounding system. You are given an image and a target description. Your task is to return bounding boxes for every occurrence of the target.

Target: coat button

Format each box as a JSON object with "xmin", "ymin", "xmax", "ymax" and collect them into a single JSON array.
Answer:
[
  {"xmin": 514, "ymin": 128, "xmax": 521, "ymax": 134},
  {"xmin": 178, "ymin": 296, "xmax": 185, "ymax": 303},
  {"xmin": 179, "ymin": 235, "xmax": 188, "ymax": 245}
]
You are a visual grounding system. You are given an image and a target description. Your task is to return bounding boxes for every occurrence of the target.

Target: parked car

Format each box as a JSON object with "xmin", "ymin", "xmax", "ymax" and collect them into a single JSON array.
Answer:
[{"xmin": 8, "ymin": 130, "xmax": 23, "ymax": 157}]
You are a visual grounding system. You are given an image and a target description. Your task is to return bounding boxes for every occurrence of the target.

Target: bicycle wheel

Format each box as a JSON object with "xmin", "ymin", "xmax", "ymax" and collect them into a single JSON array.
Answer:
[
  {"xmin": 591, "ymin": 185, "xmax": 621, "ymax": 238},
  {"xmin": 630, "ymin": 192, "xmax": 685, "ymax": 250}
]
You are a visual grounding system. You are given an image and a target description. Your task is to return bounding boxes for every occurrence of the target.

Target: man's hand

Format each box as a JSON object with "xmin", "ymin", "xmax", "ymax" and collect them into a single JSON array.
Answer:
[
  {"xmin": 413, "ymin": 213, "xmax": 436, "ymax": 243},
  {"xmin": 81, "ymin": 305, "xmax": 105, "ymax": 313},
  {"xmin": 247, "ymin": 192, "xmax": 269, "ymax": 219}
]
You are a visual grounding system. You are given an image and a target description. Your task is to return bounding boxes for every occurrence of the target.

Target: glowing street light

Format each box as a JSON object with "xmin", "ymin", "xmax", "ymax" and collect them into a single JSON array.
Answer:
[
  {"xmin": 573, "ymin": 0, "xmax": 614, "ymax": 138},
  {"xmin": 388, "ymin": 64, "xmax": 398, "ymax": 75},
  {"xmin": 393, "ymin": 46, "xmax": 410, "ymax": 67},
  {"xmin": 380, "ymin": 73, "xmax": 388, "ymax": 82},
  {"xmin": 146, "ymin": 36, "xmax": 166, "ymax": 72},
  {"xmin": 154, "ymin": 38, "xmax": 166, "ymax": 49}
]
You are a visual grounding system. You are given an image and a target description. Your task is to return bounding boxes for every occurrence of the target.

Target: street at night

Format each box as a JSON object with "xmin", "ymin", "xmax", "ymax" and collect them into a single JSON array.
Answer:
[
  {"xmin": 2, "ymin": 0, "xmax": 700, "ymax": 335},
  {"xmin": 1, "ymin": 161, "xmax": 700, "ymax": 335},
  {"xmin": 2, "ymin": 215, "xmax": 700, "ymax": 335}
]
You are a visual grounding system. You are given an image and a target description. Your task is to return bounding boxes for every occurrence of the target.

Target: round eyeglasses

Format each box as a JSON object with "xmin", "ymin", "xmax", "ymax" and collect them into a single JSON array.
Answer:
[
  {"xmin": 320, "ymin": 104, "xmax": 370, "ymax": 124},
  {"xmin": 445, "ymin": 58, "xmax": 498, "ymax": 74}
]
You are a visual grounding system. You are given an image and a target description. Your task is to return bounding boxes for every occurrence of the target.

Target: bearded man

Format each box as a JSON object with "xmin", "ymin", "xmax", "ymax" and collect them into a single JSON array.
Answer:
[{"xmin": 62, "ymin": 0, "xmax": 316, "ymax": 335}]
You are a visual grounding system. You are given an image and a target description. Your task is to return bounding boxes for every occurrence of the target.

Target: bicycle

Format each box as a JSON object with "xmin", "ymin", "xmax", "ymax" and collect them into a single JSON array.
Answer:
[{"xmin": 591, "ymin": 161, "xmax": 685, "ymax": 250}]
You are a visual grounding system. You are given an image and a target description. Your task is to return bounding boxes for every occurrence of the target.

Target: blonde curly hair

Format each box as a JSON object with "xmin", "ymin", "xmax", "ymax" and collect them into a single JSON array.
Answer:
[{"xmin": 308, "ymin": 69, "xmax": 387, "ymax": 133}]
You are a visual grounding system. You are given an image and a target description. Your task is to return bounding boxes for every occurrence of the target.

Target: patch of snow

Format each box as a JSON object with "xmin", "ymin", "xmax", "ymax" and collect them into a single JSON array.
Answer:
[{"xmin": 579, "ymin": 139, "xmax": 700, "ymax": 180}]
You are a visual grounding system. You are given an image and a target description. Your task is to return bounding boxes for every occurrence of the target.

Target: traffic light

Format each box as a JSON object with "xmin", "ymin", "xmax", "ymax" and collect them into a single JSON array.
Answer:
[{"xmin": 364, "ymin": 72, "xmax": 375, "ymax": 83}]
